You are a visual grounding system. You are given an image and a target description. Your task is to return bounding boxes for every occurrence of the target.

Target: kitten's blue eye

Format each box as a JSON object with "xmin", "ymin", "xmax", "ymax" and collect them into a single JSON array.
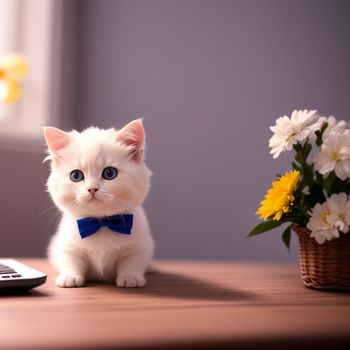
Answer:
[
  {"xmin": 102, "ymin": 167, "xmax": 118, "ymax": 180},
  {"xmin": 70, "ymin": 170, "xmax": 84, "ymax": 182}
]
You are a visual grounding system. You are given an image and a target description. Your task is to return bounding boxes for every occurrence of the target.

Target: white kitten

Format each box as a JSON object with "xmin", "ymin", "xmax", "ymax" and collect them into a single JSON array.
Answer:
[{"xmin": 44, "ymin": 119, "xmax": 154, "ymax": 288}]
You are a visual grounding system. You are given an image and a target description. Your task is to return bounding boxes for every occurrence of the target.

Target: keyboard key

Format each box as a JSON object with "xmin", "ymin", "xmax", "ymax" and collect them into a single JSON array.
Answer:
[
  {"xmin": 0, "ymin": 269, "xmax": 16, "ymax": 274},
  {"xmin": 11, "ymin": 274, "xmax": 22, "ymax": 278},
  {"xmin": 0, "ymin": 265, "xmax": 17, "ymax": 273},
  {"xmin": 1, "ymin": 275, "xmax": 11, "ymax": 278}
]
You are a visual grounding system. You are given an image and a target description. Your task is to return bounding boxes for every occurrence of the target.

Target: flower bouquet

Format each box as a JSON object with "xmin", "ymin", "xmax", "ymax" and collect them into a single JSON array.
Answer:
[
  {"xmin": 249, "ymin": 110, "xmax": 350, "ymax": 290},
  {"xmin": 0, "ymin": 53, "xmax": 27, "ymax": 104}
]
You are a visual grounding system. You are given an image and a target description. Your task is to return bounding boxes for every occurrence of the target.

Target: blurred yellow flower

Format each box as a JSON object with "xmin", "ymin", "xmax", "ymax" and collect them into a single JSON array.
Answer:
[
  {"xmin": 0, "ymin": 53, "xmax": 27, "ymax": 104},
  {"xmin": 256, "ymin": 170, "xmax": 300, "ymax": 221},
  {"xmin": 0, "ymin": 79, "xmax": 21, "ymax": 103}
]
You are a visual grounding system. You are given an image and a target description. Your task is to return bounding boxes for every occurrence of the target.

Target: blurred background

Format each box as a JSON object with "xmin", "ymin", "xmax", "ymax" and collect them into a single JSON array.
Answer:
[{"xmin": 0, "ymin": 0, "xmax": 349, "ymax": 261}]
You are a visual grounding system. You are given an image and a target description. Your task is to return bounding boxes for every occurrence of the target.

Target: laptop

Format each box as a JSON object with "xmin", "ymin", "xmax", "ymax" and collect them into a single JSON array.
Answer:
[{"xmin": 0, "ymin": 259, "xmax": 47, "ymax": 292}]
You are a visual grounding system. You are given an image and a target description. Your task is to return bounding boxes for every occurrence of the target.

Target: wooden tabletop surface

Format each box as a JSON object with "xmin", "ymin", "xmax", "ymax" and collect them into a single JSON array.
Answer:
[{"xmin": 0, "ymin": 259, "xmax": 349, "ymax": 350}]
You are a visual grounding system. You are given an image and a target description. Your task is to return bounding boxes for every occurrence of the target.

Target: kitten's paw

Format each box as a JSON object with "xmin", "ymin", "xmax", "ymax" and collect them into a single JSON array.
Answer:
[
  {"xmin": 56, "ymin": 274, "xmax": 85, "ymax": 288},
  {"xmin": 116, "ymin": 274, "xmax": 146, "ymax": 288}
]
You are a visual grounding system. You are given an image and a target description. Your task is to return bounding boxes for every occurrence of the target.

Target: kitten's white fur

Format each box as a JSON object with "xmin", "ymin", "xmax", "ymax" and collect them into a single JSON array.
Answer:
[{"xmin": 44, "ymin": 120, "xmax": 154, "ymax": 288}]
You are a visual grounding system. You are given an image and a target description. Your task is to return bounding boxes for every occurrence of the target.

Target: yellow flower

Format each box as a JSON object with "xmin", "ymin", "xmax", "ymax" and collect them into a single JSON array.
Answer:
[
  {"xmin": 0, "ymin": 53, "xmax": 27, "ymax": 104},
  {"xmin": 0, "ymin": 79, "xmax": 21, "ymax": 103},
  {"xmin": 256, "ymin": 170, "xmax": 300, "ymax": 221},
  {"xmin": 0, "ymin": 54, "xmax": 27, "ymax": 80}
]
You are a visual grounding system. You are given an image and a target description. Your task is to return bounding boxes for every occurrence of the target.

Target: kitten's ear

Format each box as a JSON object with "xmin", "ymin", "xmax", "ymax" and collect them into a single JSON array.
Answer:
[
  {"xmin": 43, "ymin": 127, "xmax": 71, "ymax": 155},
  {"xmin": 116, "ymin": 119, "xmax": 145, "ymax": 162}
]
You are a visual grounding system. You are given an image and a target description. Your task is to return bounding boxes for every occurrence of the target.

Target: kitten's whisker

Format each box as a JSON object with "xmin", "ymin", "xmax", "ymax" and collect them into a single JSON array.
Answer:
[
  {"xmin": 77, "ymin": 193, "xmax": 90, "ymax": 199},
  {"xmin": 117, "ymin": 212, "xmax": 127, "ymax": 227},
  {"xmin": 47, "ymin": 199, "xmax": 80, "ymax": 225},
  {"xmin": 48, "ymin": 210, "xmax": 62, "ymax": 225},
  {"xmin": 38, "ymin": 204, "xmax": 60, "ymax": 217}
]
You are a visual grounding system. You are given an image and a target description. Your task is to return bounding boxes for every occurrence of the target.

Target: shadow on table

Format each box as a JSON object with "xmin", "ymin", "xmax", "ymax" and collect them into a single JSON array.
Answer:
[
  {"xmin": 114, "ymin": 271, "xmax": 258, "ymax": 301},
  {"xmin": 0, "ymin": 289, "xmax": 51, "ymax": 298}
]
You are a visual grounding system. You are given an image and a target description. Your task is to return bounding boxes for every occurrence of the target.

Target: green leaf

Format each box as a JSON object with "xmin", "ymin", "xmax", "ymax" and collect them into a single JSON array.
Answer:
[
  {"xmin": 247, "ymin": 220, "xmax": 284, "ymax": 237},
  {"xmin": 292, "ymin": 161, "xmax": 301, "ymax": 171},
  {"xmin": 303, "ymin": 142, "xmax": 312, "ymax": 160},
  {"xmin": 281, "ymin": 224, "xmax": 292, "ymax": 251},
  {"xmin": 293, "ymin": 143, "xmax": 302, "ymax": 153},
  {"xmin": 323, "ymin": 172, "xmax": 336, "ymax": 196},
  {"xmin": 331, "ymin": 176, "xmax": 347, "ymax": 194},
  {"xmin": 316, "ymin": 171, "xmax": 323, "ymax": 188},
  {"xmin": 302, "ymin": 185, "xmax": 325, "ymax": 213},
  {"xmin": 315, "ymin": 122, "xmax": 328, "ymax": 146},
  {"xmin": 295, "ymin": 152, "xmax": 303, "ymax": 164}
]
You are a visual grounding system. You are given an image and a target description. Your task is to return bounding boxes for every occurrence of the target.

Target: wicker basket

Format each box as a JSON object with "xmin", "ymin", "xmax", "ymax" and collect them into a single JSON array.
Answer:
[{"xmin": 293, "ymin": 225, "xmax": 350, "ymax": 291}]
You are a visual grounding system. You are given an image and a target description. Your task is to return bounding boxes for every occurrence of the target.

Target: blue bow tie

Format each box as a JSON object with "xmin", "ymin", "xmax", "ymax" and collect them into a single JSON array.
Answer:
[{"xmin": 76, "ymin": 214, "xmax": 133, "ymax": 239}]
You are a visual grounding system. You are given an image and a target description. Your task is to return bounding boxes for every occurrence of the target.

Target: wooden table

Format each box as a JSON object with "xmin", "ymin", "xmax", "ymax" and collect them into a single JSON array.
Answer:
[{"xmin": 0, "ymin": 259, "xmax": 349, "ymax": 350}]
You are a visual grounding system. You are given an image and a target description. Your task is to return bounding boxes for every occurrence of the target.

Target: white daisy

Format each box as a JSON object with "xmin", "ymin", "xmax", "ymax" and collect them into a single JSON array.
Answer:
[
  {"xmin": 326, "ymin": 193, "xmax": 350, "ymax": 233},
  {"xmin": 269, "ymin": 109, "xmax": 321, "ymax": 159},
  {"xmin": 318, "ymin": 115, "xmax": 349, "ymax": 141},
  {"xmin": 313, "ymin": 130, "xmax": 350, "ymax": 180},
  {"xmin": 307, "ymin": 201, "xmax": 339, "ymax": 244}
]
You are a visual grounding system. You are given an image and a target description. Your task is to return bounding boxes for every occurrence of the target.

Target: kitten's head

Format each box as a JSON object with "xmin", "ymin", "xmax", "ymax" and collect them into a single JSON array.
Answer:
[{"xmin": 44, "ymin": 119, "xmax": 151, "ymax": 218}]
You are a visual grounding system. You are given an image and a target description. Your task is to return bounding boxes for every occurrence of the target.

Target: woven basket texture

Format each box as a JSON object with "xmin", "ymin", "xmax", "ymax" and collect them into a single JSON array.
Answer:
[{"xmin": 293, "ymin": 225, "xmax": 350, "ymax": 291}]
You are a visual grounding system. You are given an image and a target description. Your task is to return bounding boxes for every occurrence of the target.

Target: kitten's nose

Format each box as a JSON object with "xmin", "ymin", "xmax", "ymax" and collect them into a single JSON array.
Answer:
[{"xmin": 88, "ymin": 188, "xmax": 99, "ymax": 195}]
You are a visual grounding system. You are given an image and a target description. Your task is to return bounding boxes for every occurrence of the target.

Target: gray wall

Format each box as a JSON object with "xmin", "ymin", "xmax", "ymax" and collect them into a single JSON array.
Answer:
[
  {"xmin": 0, "ymin": 147, "xmax": 52, "ymax": 257},
  {"xmin": 1, "ymin": 0, "xmax": 349, "ymax": 261},
  {"xmin": 75, "ymin": 0, "xmax": 350, "ymax": 261}
]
